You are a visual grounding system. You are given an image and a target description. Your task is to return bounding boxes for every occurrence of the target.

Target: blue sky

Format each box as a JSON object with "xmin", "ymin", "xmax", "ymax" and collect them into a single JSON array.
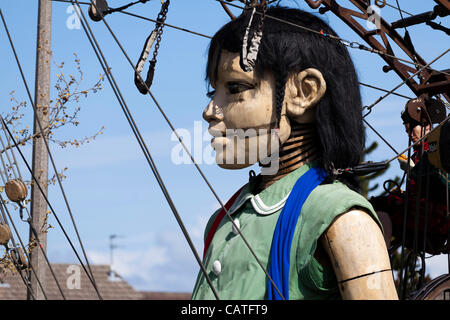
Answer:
[{"xmin": 0, "ymin": 0, "xmax": 449, "ymax": 293}]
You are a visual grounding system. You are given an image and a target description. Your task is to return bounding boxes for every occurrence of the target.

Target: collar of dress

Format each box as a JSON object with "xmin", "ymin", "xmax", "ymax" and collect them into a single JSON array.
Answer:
[{"xmin": 227, "ymin": 161, "xmax": 317, "ymax": 216}]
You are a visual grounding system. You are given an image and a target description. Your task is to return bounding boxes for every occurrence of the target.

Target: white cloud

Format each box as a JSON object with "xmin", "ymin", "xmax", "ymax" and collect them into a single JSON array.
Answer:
[
  {"xmin": 87, "ymin": 213, "xmax": 210, "ymax": 292},
  {"xmin": 426, "ymin": 254, "xmax": 449, "ymax": 279},
  {"xmin": 89, "ymin": 246, "xmax": 169, "ymax": 281}
]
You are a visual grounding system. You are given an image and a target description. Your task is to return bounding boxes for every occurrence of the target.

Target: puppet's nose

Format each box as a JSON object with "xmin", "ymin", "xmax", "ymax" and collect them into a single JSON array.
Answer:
[{"xmin": 203, "ymin": 100, "xmax": 224, "ymax": 123}]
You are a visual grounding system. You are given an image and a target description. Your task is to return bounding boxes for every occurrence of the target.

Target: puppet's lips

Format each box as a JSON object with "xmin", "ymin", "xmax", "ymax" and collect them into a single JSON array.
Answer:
[{"xmin": 208, "ymin": 124, "xmax": 226, "ymax": 138}]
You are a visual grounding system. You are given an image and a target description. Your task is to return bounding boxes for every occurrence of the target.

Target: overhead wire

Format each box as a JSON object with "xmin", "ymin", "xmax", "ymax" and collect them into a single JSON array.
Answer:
[
  {"xmin": 77, "ymin": 0, "xmax": 286, "ymax": 299},
  {"xmin": 0, "ymin": 9, "xmax": 103, "ymax": 299}
]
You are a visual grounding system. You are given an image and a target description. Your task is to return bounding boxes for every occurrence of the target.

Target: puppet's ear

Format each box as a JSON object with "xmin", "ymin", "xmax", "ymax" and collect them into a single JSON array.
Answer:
[{"xmin": 285, "ymin": 68, "xmax": 326, "ymax": 123}]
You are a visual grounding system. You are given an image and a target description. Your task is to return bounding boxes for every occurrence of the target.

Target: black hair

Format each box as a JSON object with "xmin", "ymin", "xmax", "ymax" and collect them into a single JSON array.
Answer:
[{"xmin": 206, "ymin": 6, "xmax": 365, "ymax": 182}]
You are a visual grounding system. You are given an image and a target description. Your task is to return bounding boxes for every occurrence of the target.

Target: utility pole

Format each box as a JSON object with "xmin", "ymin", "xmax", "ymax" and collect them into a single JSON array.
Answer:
[{"xmin": 28, "ymin": 0, "xmax": 52, "ymax": 300}]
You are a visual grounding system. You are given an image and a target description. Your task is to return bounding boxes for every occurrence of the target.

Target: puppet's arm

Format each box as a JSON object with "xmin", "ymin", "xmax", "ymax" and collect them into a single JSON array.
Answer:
[{"xmin": 320, "ymin": 210, "xmax": 398, "ymax": 300}]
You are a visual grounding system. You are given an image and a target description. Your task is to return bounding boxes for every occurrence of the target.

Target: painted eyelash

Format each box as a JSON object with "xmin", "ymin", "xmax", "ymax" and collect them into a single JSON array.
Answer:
[{"xmin": 227, "ymin": 82, "xmax": 255, "ymax": 94}]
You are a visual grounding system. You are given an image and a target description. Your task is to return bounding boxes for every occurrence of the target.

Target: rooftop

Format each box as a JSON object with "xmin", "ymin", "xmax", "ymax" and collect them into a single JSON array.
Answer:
[{"xmin": 0, "ymin": 263, "xmax": 191, "ymax": 300}]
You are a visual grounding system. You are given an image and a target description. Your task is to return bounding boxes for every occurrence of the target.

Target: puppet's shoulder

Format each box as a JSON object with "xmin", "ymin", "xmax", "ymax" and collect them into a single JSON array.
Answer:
[{"xmin": 302, "ymin": 181, "xmax": 383, "ymax": 232}]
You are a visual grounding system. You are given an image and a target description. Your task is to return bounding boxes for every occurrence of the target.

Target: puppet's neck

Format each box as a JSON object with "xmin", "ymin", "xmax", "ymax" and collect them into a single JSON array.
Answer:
[{"xmin": 254, "ymin": 122, "xmax": 318, "ymax": 194}]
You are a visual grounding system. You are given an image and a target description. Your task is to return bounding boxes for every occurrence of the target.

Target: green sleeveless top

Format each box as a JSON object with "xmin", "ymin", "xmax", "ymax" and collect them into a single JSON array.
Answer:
[{"xmin": 191, "ymin": 162, "xmax": 382, "ymax": 300}]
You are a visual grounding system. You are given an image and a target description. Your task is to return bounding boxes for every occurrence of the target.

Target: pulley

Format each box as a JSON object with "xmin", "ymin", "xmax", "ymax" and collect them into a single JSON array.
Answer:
[
  {"xmin": 0, "ymin": 224, "xmax": 11, "ymax": 246},
  {"xmin": 401, "ymin": 96, "xmax": 446, "ymax": 127},
  {"xmin": 88, "ymin": 0, "xmax": 109, "ymax": 22},
  {"xmin": 10, "ymin": 247, "xmax": 28, "ymax": 270},
  {"xmin": 88, "ymin": 0, "xmax": 152, "ymax": 22},
  {"xmin": 4, "ymin": 179, "xmax": 27, "ymax": 203}
]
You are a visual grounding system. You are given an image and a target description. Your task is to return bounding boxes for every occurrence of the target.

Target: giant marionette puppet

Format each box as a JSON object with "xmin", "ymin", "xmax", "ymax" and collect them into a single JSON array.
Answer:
[{"xmin": 192, "ymin": 6, "xmax": 398, "ymax": 300}]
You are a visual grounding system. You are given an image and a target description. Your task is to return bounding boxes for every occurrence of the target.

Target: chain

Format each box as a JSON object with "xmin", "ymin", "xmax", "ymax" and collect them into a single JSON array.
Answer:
[
  {"xmin": 134, "ymin": 0, "xmax": 170, "ymax": 93},
  {"xmin": 256, "ymin": 0, "xmax": 267, "ymax": 32},
  {"xmin": 151, "ymin": 0, "xmax": 170, "ymax": 65}
]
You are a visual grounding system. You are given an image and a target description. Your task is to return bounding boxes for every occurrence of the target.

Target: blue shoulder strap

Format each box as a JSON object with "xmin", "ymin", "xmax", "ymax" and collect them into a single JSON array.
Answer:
[{"xmin": 267, "ymin": 166, "xmax": 327, "ymax": 300}]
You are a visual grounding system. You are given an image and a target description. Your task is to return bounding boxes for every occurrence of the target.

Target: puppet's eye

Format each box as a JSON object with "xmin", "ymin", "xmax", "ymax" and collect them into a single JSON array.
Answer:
[
  {"xmin": 227, "ymin": 82, "xmax": 254, "ymax": 95},
  {"xmin": 206, "ymin": 90, "xmax": 216, "ymax": 98}
]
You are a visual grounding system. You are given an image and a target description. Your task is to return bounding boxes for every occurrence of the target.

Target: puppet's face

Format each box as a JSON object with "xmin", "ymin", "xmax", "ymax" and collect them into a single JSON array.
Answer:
[
  {"xmin": 203, "ymin": 50, "xmax": 326, "ymax": 170},
  {"xmin": 404, "ymin": 122, "xmax": 431, "ymax": 143}
]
